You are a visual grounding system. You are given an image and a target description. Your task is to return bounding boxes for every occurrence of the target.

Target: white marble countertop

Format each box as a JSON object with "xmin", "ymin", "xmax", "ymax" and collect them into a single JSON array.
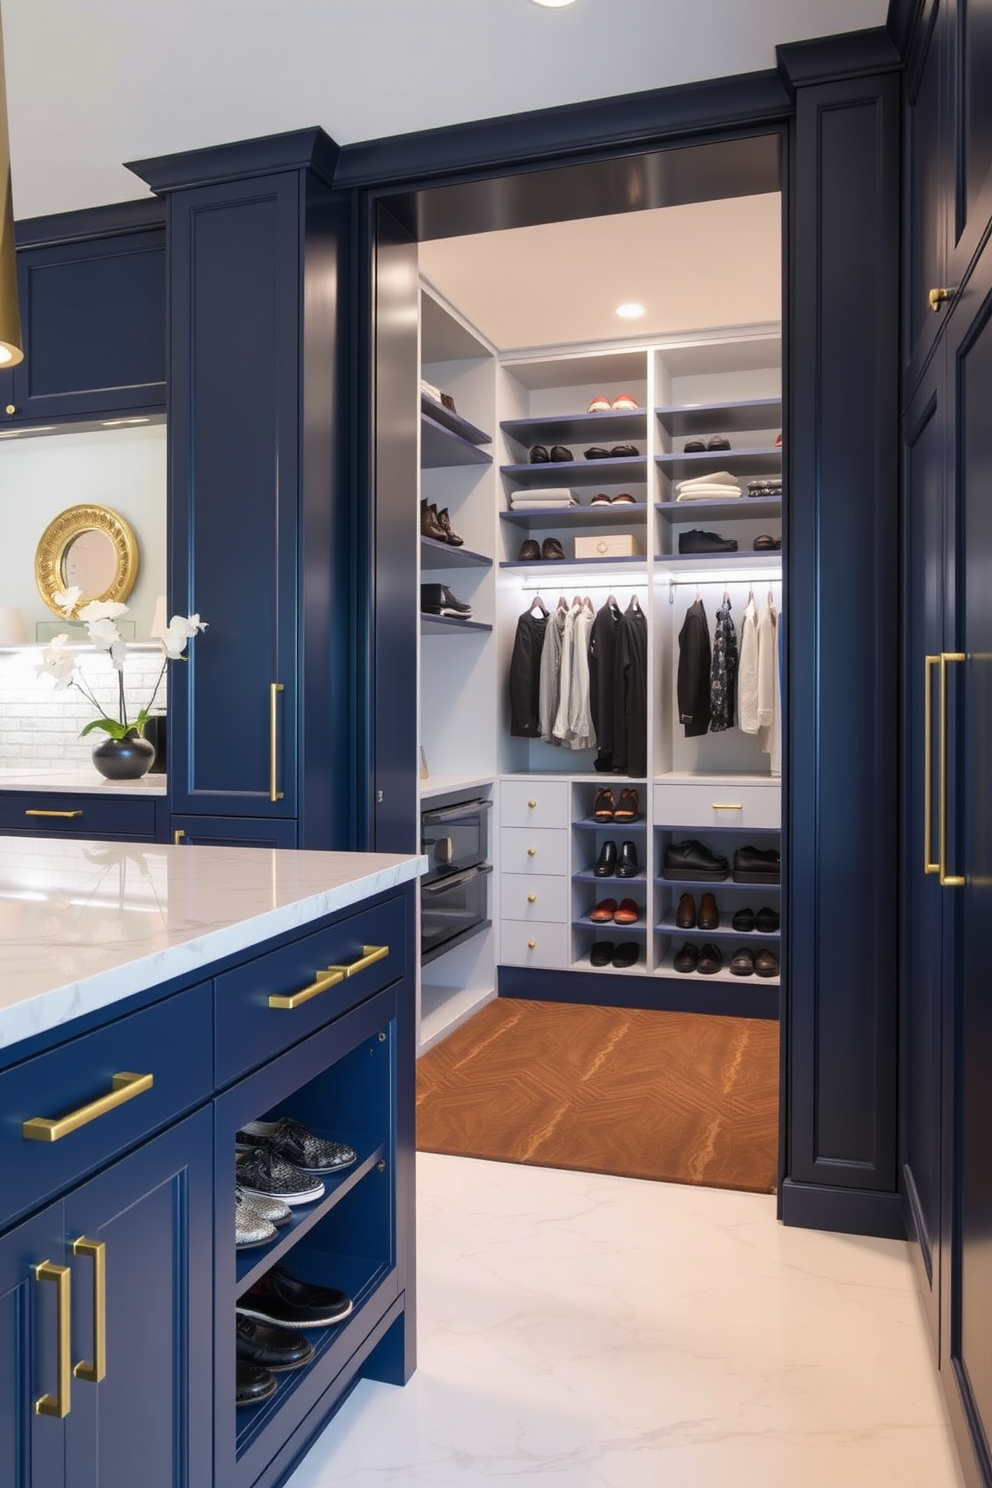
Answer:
[
  {"xmin": 0, "ymin": 766, "xmax": 167, "ymax": 796},
  {"xmin": 0, "ymin": 836, "xmax": 425, "ymax": 1052}
]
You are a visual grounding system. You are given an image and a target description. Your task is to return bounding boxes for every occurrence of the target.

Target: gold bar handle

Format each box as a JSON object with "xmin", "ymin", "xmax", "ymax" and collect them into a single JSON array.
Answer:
[
  {"xmin": 711, "ymin": 803, "xmax": 743, "ymax": 810},
  {"xmin": 270, "ymin": 682, "xmax": 284, "ymax": 802},
  {"xmin": 924, "ymin": 655, "xmax": 940, "ymax": 874},
  {"xmin": 327, "ymin": 944, "xmax": 390, "ymax": 979},
  {"xmin": 71, "ymin": 1238, "xmax": 106, "ymax": 1384},
  {"xmin": 269, "ymin": 967, "xmax": 345, "ymax": 1010},
  {"xmin": 940, "ymin": 652, "xmax": 966, "ymax": 887},
  {"xmin": 173, "ymin": 829, "xmax": 186, "ymax": 845},
  {"xmin": 25, "ymin": 809, "xmax": 83, "ymax": 819},
  {"xmin": 22, "ymin": 1072, "xmax": 154, "ymax": 1143},
  {"xmin": 34, "ymin": 1261, "xmax": 71, "ymax": 1417}
]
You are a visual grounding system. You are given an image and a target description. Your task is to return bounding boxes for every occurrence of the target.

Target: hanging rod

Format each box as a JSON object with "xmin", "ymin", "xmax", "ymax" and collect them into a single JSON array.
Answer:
[
  {"xmin": 667, "ymin": 574, "xmax": 782, "ymax": 603},
  {"xmin": 517, "ymin": 577, "xmax": 647, "ymax": 594}
]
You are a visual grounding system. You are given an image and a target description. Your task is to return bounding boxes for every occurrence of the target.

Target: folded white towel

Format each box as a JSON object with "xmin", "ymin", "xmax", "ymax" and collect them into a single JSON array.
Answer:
[
  {"xmin": 678, "ymin": 470, "xmax": 741, "ymax": 490},
  {"xmin": 675, "ymin": 486, "xmax": 742, "ymax": 501}
]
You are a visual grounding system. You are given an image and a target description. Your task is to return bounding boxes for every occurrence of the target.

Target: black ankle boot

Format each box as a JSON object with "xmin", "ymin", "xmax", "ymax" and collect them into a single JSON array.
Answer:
[
  {"xmin": 615, "ymin": 841, "xmax": 639, "ymax": 878},
  {"xmin": 592, "ymin": 840, "xmax": 617, "ymax": 877}
]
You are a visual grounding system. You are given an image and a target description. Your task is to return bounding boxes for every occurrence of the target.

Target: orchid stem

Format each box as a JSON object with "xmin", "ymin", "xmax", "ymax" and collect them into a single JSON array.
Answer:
[
  {"xmin": 118, "ymin": 669, "xmax": 128, "ymax": 730},
  {"xmin": 144, "ymin": 655, "xmax": 169, "ymax": 717}
]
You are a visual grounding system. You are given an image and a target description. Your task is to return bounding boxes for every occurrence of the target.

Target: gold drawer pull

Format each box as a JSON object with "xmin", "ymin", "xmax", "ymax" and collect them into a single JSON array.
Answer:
[
  {"xmin": 711, "ymin": 803, "xmax": 743, "ymax": 810},
  {"xmin": 527, "ymin": 799, "xmax": 537, "ymax": 808},
  {"xmin": 23, "ymin": 1072, "xmax": 154, "ymax": 1143},
  {"xmin": 173, "ymin": 829, "xmax": 186, "ymax": 845},
  {"xmin": 527, "ymin": 847, "xmax": 537, "ymax": 857},
  {"xmin": 25, "ymin": 809, "xmax": 83, "ymax": 819},
  {"xmin": 327, "ymin": 944, "xmax": 390, "ymax": 979},
  {"xmin": 269, "ymin": 966, "xmax": 345, "ymax": 1009},
  {"xmin": 527, "ymin": 940, "xmax": 537, "ymax": 949},
  {"xmin": 72, "ymin": 1238, "xmax": 106, "ymax": 1384},
  {"xmin": 34, "ymin": 1262, "xmax": 71, "ymax": 1417},
  {"xmin": 527, "ymin": 894, "xmax": 537, "ymax": 903}
]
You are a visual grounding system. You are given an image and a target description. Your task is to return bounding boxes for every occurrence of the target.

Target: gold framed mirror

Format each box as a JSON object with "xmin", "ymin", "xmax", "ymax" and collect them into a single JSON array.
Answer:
[{"xmin": 35, "ymin": 504, "xmax": 139, "ymax": 615}]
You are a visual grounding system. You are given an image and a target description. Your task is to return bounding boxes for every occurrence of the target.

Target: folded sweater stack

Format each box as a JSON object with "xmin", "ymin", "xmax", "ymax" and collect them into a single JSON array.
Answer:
[{"xmin": 675, "ymin": 471, "xmax": 743, "ymax": 501}]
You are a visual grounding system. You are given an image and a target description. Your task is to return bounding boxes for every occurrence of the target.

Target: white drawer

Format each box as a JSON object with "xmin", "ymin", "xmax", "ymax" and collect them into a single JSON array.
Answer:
[
  {"xmin": 653, "ymin": 780, "xmax": 781, "ymax": 831},
  {"xmin": 500, "ymin": 826, "xmax": 568, "ymax": 875},
  {"xmin": 500, "ymin": 919, "xmax": 569, "ymax": 969},
  {"xmin": 500, "ymin": 780, "xmax": 570, "ymax": 829},
  {"xmin": 500, "ymin": 872, "xmax": 568, "ymax": 923}
]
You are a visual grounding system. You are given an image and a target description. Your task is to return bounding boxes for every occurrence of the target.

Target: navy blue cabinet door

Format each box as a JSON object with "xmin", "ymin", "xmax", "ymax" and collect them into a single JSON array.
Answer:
[
  {"xmin": 904, "ymin": 1, "xmax": 947, "ymax": 385},
  {"xmin": 63, "ymin": 1108, "xmax": 213, "ymax": 1488},
  {"xmin": 0, "ymin": 230, "xmax": 165, "ymax": 424},
  {"xmin": 172, "ymin": 815, "xmax": 298, "ymax": 848},
  {"xmin": 899, "ymin": 355, "xmax": 949, "ymax": 1354},
  {"xmin": 168, "ymin": 175, "xmax": 300, "ymax": 820},
  {"xmin": 0, "ymin": 1205, "xmax": 67, "ymax": 1488},
  {"xmin": 946, "ymin": 0, "xmax": 992, "ymax": 289}
]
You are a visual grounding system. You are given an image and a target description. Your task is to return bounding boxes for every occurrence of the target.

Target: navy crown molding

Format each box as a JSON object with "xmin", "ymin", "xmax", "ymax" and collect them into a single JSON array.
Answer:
[
  {"xmin": 886, "ymin": 0, "xmax": 927, "ymax": 59},
  {"xmin": 332, "ymin": 71, "xmax": 791, "ymax": 192},
  {"xmin": 126, "ymin": 125, "xmax": 341, "ymax": 196},
  {"xmin": 13, "ymin": 196, "xmax": 165, "ymax": 249},
  {"xmin": 776, "ymin": 26, "xmax": 902, "ymax": 96}
]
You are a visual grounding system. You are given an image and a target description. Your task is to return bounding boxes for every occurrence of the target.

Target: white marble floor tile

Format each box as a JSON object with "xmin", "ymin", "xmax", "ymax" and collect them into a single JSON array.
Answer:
[{"xmin": 283, "ymin": 1155, "xmax": 966, "ymax": 1488}]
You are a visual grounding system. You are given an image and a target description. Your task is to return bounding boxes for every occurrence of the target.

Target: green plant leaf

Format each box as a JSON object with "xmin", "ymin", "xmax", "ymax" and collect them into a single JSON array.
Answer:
[{"xmin": 79, "ymin": 718, "xmax": 132, "ymax": 740}]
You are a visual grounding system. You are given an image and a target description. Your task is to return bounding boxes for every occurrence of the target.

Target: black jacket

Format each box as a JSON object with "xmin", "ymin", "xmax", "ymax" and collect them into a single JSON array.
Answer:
[
  {"xmin": 677, "ymin": 598, "xmax": 711, "ymax": 737},
  {"xmin": 508, "ymin": 607, "xmax": 548, "ymax": 736}
]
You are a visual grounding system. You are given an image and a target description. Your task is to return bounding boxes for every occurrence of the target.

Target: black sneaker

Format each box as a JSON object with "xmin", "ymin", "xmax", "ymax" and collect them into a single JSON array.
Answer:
[
  {"xmin": 236, "ymin": 1313, "xmax": 315, "ymax": 1373},
  {"xmin": 238, "ymin": 1118, "xmax": 357, "ymax": 1175},
  {"xmin": 238, "ymin": 1268, "xmax": 354, "ymax": 1330},
  {"xmin": 677, "ymin": 530, "xmax": 739, "ymax": 555},
  {"xmin": 754, "ymin": 906, "xmax": 781, "ymax": 933},
  {"xmin": 236, "ymin": 1146, "xmax": 325, "ymax": 1206},
  {"xmin": 420, "ymin": 583, "xmax": 472, "ymax": 618}
]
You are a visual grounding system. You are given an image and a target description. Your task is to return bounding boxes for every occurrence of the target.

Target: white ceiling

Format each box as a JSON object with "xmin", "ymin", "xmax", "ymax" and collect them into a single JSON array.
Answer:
[
  {"xmin": 420, "ymin": 194, "xmax": 782, "ymax": 352},
  {"xmin": 2, "ymin": 0, "xmax": 888, "ymax": 221}
]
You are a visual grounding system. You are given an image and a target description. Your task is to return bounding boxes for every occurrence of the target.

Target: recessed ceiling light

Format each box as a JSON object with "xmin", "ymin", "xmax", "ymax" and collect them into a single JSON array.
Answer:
[
  {"xmin": 531, "ymin": 0, "xmax": 577, "ymax": 8},
  {"xmin": 616, "ymin": 302, "xmax": 646, "ymax": 319}
]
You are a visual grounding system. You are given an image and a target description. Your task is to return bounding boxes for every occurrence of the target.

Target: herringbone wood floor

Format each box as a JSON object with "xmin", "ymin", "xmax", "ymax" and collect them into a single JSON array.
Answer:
[{"xmin": 416, "ymin": 998, "xmax": 779, "ymax": 1194}]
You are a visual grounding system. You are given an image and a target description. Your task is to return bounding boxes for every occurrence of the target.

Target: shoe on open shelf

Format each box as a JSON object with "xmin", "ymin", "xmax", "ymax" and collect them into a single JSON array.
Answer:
[{"xmin": 238, "ymin": 1117, "xmax": 357, "ymax": 1175}]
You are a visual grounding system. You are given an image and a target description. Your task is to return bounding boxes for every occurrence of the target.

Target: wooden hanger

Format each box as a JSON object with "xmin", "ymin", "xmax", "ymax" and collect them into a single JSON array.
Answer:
[{"xmin": 528, "ymin": 594, "xmax": 549, "ymax": 616}]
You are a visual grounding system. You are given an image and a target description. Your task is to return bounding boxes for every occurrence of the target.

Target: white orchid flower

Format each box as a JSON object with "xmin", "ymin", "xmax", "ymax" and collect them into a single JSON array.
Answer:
[
  {"xmin": 52, "ymin": 586, "xmax": 82, "ymax": 615},
  {"xmin": 35, "ymin": 635, "xmax": 77, "ymax": 688},
  {"xmin": 78, "ymin": 600, "xmax": 129, "ymax": 624},
  {"xmin": 86, "ymin": 615, "xmax": 122, "ymax": 650},
  {"xmin": 161, "ymin": 621, "xmax": 191, "ymax": 658},
  {"xmin": 168, "ymin": 612, "xmax": 208, "ymax": 639}
]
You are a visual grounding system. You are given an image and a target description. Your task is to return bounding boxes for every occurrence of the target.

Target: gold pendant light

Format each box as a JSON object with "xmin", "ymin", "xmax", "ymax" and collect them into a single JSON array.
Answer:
[{"xmin": 0, "ymin": 6, "xmax": 22, "ymax": 367}]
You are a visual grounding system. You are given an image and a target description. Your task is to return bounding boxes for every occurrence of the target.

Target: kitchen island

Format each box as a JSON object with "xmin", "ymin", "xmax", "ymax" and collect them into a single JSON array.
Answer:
[{"xmin": 0, "ymin": 835, "xmax": 423, "ymax": 1488}]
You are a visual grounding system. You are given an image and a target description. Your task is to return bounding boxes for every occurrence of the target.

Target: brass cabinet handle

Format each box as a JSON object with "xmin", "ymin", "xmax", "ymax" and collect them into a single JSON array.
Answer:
[
  {"xmin": 173, "ymin": 829, "xmax": 186, "ymax": 845},
  {"xmin": 5, "ymin": 403, "xmax": 15, "ymax": 415},
  {"xmin": 25, "ymin": 809, "xmax": 83, "ymax": 819},
  {"xmin": 924, "ymin": 655, "xmax": 940, "ymax": 874},
  {"xmin": 269, "ymin": 682, "xmax": 284, "ymax": 802},
  {"xmin": 939, "ymin": 652, "xmax": 966, "ymax": 886},
  {"xmin": 71, "ymin": 1238, "xmax": 106, "ymax": 1384},
  {"xmin": 527, "ymin": 940, "xmax": 537, "ymax": 949},
  {"xmin": 710, "ymin": 803, "xmax": 743, "ymax": 810},
  {"xmin": 527, "ymin": 799, "xmax": 537, "ymax": 808},
  {"xmin": 22, "ymin": 1072, "xmax": 154, "ymax": 1143},
  {"xmin": 34, "ymin": 1262, "xmax": 71, "ymax": 1417},
  {"xmin": 269, "ymin": 966, "xmax": 345, "ymax": 1010},
  {"xmin": 527, "ymin": 894, "xmax": 537, "ymax": 903},
  {"xmin": 929, "ymin": 287, "xmax": 956, "ymax": 312},
  {"xmin": 326, "ymin": 944, "xmax": 390, "ymax": 979},
  {"xmin": 527, "ymin": 847, "xmax": 537, "ymax": 857}
]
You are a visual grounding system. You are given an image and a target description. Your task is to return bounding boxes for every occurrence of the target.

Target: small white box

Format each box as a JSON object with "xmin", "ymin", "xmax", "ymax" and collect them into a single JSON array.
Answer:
[{"xmin": 573, "ymin": 533, "xmax": 641, "ymax": 558}]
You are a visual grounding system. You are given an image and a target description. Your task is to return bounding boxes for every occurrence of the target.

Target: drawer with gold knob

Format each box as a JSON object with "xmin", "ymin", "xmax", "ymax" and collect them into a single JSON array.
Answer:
[
  {"xmin": 499, "ymin": 872, "xmax": 568, "ymax": 923},
  {"xmin": 499, "ymin": 780, "xmax": 569, "ymax": 829},
  {"xmin": 499, "ymin": 919, "xmax": 568, "ymax": 969},
  {"xmin": 500, "ymin": 826, "xmax": 568, "ymax": 875}
]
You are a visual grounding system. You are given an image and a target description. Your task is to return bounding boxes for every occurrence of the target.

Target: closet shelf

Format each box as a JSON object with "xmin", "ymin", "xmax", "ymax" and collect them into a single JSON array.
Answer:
[
  {"xmin": 573, "ymin": 816, "xmax": 647, "ymax": 831},
  {"xmin": 421, "ymin": 413, "xmax": 494, "ymax": 469},
  {"xmin": 656, "ymin": 496, "xmax": 782, "ymax": 523},
  {"xmin": 657, "ymin": 875, "xmax": 781, "ymax": 891},
  {"xmin": 420, "ymin": 773, "xmax": 495, "ymax": 800},
  {"xmin": 420, "ymin": 536, "xmax": 493, "ymax": 570},
  {"xmin": 420, "ymin": 613, "xmax": 493, "ymax": 634},
  {"xmin": 657, "ymin": 551, "xmax": 782, "ymax": 575},
  {"xmin": 421, "ymin": 919, "xmax": 493, "ymax": 967},
  {"xmin": 573, "ymin": 916, "xmax": 647, "ymax": 934},
  {"xmin": 573, "ymin": 868, "xmax": 646, "ymax": 883},
  {"xmin": 500, "ymin": 555, "xmax": 647, "ymax": 572},
  {"xmin": 421, "ymin": 393, "xmax": 492, "ymax": 446},
  {"xmin": 656, "ymin": 914, "xmax": 780, "ymax": 941},
  {"xmin": 501, "ymin": 456, "xmax": 647, "ymax": 488},
  {"xmin": 655, "ymin": 397, "xmax": 782, "ymax": 438},
  {"xmin": 571, "ymin": 958, "xmax": 645, "ymax": 976},
  {"xmin": 655, "ymin": 448, "xmax": 782, "ymax": 480},
  {"xmin": 500, "ymin": 502, "xmax": 649, "ymax": 529},
  {"xmin": 501, "ymin": 409, "xmax": 647, "ymax": 446},
  {"xmin": 654, "ymin": 951, "xmax": 780, "ymax": 987}
]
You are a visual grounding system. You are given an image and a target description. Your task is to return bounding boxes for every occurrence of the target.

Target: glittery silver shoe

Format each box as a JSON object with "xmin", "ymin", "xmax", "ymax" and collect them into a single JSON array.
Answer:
[
  {"xmin": 238, "ymin": 1117, "xmax": 357, "ymax": 1175},
  {"xmin": 235, "ymin": 1187, "xmax": 277, "ymax": 1249},
  {"xmin": 236, "ymin": 1145, "xmax": 326, "ymax": 1205},
  {"xmin": 236, "ymin": 1182, "xmax": 292, "ymax": 1228}
]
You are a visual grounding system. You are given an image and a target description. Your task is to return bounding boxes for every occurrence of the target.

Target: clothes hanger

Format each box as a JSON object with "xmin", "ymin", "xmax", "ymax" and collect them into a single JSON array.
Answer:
[{"xmin": 528, "ymin": 593, "xmax": 548, "ymax": 616}]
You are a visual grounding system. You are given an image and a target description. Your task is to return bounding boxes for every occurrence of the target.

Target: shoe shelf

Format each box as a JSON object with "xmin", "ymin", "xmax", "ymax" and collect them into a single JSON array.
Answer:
[
  {"xmin": 657, "ymin": 875, "xmax": 781, "ymax": 890},
  {"xmin": 500, "ymin": 554, "xmax": 647, "ymax": 572},
  {"xmin": 655, "ymin": 447, "xmax": 782, "ymax": 481},
  {"xmin": 656, "ymin": 551, "xmax": 783, "ymax": 574},
  {"xmin": 419, "ymin": 613, "xmax": 493, "ymax": 634},
  {"xmin": 573, "ymin": 867, "xmax": 646, "ymax": 883},
  {"xmin": 421, "ymin": 393, "xmax": 492, "ymax": 446},
  {"xmin": 500, "ymin": 502, "xmax": 649, "ymax": 529},
  {"xmin": 421, "ymin": 412, "xmax": 494, "ymax": 470},
  {"xmin": 235, "ymin": 1131, "xmax": 387, "ymax": 1290},
  {"xmin": 501, "ymin": 409, "xmax": 647, "ymax": 447},
  {"xmin": 572, "ymin": 956, "xmax": 645, "ymax": 976},
  {"xmin": 655, "ymin": 949, "xmax": 780, "ymax": 987},
  {"xmin": 420, "ymin": 535, "xmax": 493, "ymax": 570},
  {"xmin": 655, "ymin": 913, "xmax": 780, "ymax": 940},
  {"xmin": 501, "ymin": 455, "xmax": 648, "ymax": 488},
  {"xmin": 654, "ymin": 397, "xmax": 782, "ymax": 439},
  {"xmin": 573, "ymin": 815, "xmax": 647, "ymax": 830},
  {"xmin": 655, "ymin": 496, "xmax": 782, "ymax": 523},
  {"xmin": 573, "ymin": 915, "xmax": 647, "ymax": 934}
]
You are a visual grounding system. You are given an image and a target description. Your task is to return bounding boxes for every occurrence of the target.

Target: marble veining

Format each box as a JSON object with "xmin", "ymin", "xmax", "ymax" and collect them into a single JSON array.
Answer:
[
  {"xmin": 0, "ymin": 766, "xmax": 167, "ymax": 795},
  {"xmin": 0, "ymin": 836, "xmax": 425, "ymax": 1049},
  {"xmin": 285, "ymin": 1155, "xmax": 965, "ymax": 1488}
]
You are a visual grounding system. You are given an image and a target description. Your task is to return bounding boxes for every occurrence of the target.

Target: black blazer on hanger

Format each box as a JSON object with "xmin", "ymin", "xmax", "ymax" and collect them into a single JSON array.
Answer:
[{"xmin": 677, "ymin": 598, "xmax": 711, "ymax": 738}]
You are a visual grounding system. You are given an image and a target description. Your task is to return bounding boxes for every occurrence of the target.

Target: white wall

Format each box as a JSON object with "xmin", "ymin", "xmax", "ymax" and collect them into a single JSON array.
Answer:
[
  {"xmin": 0, "ymin": 422, "xmax": 167, "ymax": 640},
  {"xmin": 0, "ymin": 646, "xmax": 167, "ymax": 765}
]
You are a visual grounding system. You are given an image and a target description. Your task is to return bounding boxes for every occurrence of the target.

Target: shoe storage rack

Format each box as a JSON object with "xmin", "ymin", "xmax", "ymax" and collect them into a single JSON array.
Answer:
[{"xmin": 416, "ymin": 282, "xmax": 783, "ymax": 1044}]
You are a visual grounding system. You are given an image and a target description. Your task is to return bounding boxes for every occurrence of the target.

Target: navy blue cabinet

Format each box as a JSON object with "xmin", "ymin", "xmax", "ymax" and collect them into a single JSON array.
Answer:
[
  {"xmin": 0, "ymin": 217, "xmax": 165, "ymax": 425},
  {"xmin": 0, "ymin": 791, "xmax": 166, "ymax": 842}
]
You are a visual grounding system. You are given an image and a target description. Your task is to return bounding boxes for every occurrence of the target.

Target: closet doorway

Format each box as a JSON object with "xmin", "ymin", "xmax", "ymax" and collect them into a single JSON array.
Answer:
[{"xmin": 370, "ymin": 128, "xmax": 786, "ymax": 1194}]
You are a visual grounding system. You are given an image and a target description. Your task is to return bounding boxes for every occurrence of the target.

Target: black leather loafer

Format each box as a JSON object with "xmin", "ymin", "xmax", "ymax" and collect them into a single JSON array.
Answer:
[
  {"xmin": 706, "ymin": 434, "xmax": 731, "ymax": 450},
  {"xmin": 696, "ymin": 943, "xmax": 724, "ymax": 975},
  {"xmin": 583, "ymin": 446, "xmax": 609, "ymax": 460},
  {"xmin": 673, "ymin": 943, "xmax": 699, "ymax": 973},
  {"xmin": 239, "ymin": 1268, "xmax": 354, "ymax": 1329},
  {"xmin": 590, "ymin": 941, "xmax": 614, "ymax": 967},
  {"xmin": 615, "ymin": 840, "xmax": 640, "ymax": 878},
  {"xmin": 755, "ymin": 906, "xmax": 781, "ymax": 933},
  {"xmin": 530, "ymin": 445, "xmax": 550, "ymax": 463},
  {"xmin": 675, "ymin": 892, "xmax": 696, "ymax": 928},
  {"xmin": 611, "ymin": 942, "xmax": 639, "ymax": 969},
  {"xmin": 236, "ymin": 1313, "xmax": 315, "ymax": 1372},
  {"xmin": 549, "ymin": 444, "xmax": 573, "ymax": 462},
  {"xmin": 518, "ymin": 539, "xmax": 541, "ymax": 560},
  {"xmin": 732, "ymin": 845, "xmax": 781, "ymax": 883},
  {"xmin": 678, "ymin": 530, "xmax": 739, "ymax": 555},
  {"xmin": 683, "ymin": 439, "xmax": 706, "ymax": 453},
  {"xmin": 729, "ymin": 947, "xmax": 755, "ymax": 976},
  {"xmin": 732, "ymin": 907, "xmax": 756, "ymax": 933},
  {"xmin": 592, "ymin": 840, "xmax": 617, "ymax": 877},
  {"xmin": 236, "ymin": 1361, "xmax": 277, "ymax": 1406},
  {"xmin": 662, "ymin": 840, "xmax": 729, "ymax": 881},
  {"xmin": 610, "ymin": 443, "xmax": 639, "ymax": 458},
  {"xmin": 755, "ymin": 948, "xmax": 780, "ymax": 978}
]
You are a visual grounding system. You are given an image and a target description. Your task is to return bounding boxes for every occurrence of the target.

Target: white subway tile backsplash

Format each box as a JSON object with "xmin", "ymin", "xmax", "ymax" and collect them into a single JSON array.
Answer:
[{"xmin": 0, "ymin": 650, "xmax": 168, "ymax": 766}]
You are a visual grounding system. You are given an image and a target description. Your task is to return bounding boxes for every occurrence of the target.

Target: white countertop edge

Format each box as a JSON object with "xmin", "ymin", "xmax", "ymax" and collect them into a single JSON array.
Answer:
[{"xmin": 0, "ymin": 853, "xmax": 426, "ymax": 1053}]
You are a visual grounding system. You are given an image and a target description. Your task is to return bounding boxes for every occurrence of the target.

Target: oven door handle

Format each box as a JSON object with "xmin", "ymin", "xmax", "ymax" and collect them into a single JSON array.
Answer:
[
  {"xmin": 422, "ymin": 864, "xmax": 493, "ymax": 895},
  {"xmin": 420, "ymin": 799, "xmax": 493, "ymax": 825}
]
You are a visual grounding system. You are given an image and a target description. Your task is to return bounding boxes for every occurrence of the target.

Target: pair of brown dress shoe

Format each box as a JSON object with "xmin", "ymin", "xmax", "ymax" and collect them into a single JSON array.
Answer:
[
  {"xmin": 421, "ymin": 499, "xmax": 463, "ymax": 546},
  {"xmin": 676, "ymin": 891, "xmax": 719, "ymax": 930}
]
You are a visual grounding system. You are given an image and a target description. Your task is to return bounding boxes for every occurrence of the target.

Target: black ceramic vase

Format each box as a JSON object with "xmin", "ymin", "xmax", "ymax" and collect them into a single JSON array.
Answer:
[{"xmin": 91, "ymin": 732, "xmax": 156, "ymax": 781}]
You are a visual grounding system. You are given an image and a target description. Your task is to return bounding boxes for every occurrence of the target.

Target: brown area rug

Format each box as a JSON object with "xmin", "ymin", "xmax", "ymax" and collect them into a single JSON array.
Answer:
[{"xmin": 417, "ymin": 999, "xmax": 779, "ymax": 1194}]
